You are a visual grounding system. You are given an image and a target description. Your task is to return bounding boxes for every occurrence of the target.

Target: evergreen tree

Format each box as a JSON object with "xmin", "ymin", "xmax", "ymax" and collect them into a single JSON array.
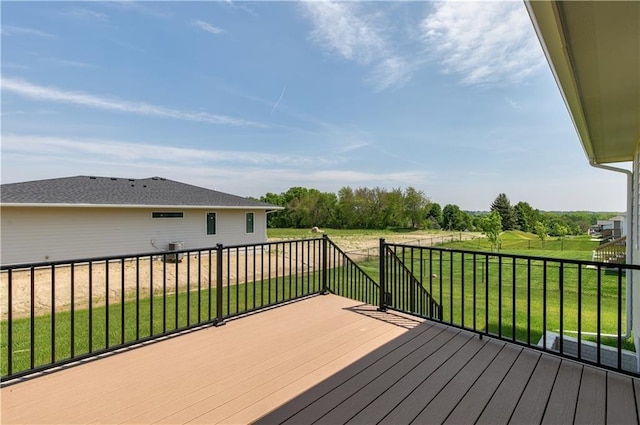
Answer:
[
  {"xmin": 490, "ymin": 193, "xmax": 516, "ymax": 230},
  {"xmin": 513, "ymin": 201, "xmax": 535, "ymax": 232}
]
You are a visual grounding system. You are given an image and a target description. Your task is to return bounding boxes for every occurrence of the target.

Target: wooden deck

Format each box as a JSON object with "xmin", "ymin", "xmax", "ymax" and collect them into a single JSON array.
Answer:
[{"xmin": 2, "ymin": 294, "xmax": 639, "ymax": 425}]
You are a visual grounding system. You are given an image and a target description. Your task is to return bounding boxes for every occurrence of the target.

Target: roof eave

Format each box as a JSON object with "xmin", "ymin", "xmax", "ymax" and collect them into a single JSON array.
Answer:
[
  {"xmin": 0, "ymin": 203, "xmax": 284, "ymax": 210},
  {"xmin": 525, "ymin": 0, "xmax": 597, "ymax": 163}
]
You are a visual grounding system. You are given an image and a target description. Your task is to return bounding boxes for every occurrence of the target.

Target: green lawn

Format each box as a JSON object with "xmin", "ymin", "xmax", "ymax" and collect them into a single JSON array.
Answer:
[
  {"xmin": 442, "ymin": 232, "xmax": 600, "ymax": 259},
  {"xmin": 367, "ymin": 247, "xmax": 633, "ymax": 352}
]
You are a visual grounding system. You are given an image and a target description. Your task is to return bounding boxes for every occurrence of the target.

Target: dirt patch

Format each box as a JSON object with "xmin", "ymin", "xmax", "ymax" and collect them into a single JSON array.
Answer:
[
  {"xmin": 1, "ymin": 244, "xmax": 324, "ymax": 320},
  {"xmin": 2, "ymin": 232, "xmax": 479, "ymax": 320}
]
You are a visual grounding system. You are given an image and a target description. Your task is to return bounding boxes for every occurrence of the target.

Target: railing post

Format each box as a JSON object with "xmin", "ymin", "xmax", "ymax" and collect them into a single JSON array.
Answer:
[
  {"xmin": 215, "ymin": 243, "xmax": 226, "ymax": 326},
  {"xmin": 321, "ymin": 234, "xmax": 329, "ymax": 294},
  {"xmin": 378, "ymin": 238, "xmax": 386, "ymax": 311}
]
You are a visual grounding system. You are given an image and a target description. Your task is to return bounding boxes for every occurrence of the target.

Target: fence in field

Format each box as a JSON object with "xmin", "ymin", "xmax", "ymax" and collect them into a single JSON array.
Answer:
[
  {"xmin": 379, "ymin": 240, "xmax": 640, "ymax": 376},
  {"xmin": 0, "ymin": 236, "xmax": 377, "ymax": 382}
]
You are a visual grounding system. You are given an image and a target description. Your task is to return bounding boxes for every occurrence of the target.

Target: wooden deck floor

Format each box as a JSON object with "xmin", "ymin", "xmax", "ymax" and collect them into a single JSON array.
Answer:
[{"xmin": 2, "ymin": 294, "xmax": 639, "ymax": 425}]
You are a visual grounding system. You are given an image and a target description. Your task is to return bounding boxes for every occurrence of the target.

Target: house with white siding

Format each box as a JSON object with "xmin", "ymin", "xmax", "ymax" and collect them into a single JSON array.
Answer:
[{"xmin": 0, "ymin": 176, "xmax": 282, "ymax": 265}]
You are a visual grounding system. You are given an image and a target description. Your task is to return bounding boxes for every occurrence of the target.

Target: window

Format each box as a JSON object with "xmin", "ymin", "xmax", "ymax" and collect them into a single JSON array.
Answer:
[
  {"xmin": 152, "ymin": 212, "xmax": 183, "ymax": 218},
  {"xmin": 246, "ymin": 212, "xmax": 254, "ymax": 233},
  {"xmin": 206, "ymin": 212, "xmax": 216, "ymax": 235}
]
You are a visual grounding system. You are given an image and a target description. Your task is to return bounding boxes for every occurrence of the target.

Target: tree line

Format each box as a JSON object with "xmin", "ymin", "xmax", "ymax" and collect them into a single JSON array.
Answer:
[{"xmin": 259, "ymin": 187, "xmax": 617, "ymax": 234}]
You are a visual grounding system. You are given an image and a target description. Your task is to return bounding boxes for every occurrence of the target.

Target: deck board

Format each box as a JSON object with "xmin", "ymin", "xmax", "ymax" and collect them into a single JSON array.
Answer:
[
  {"xmin": 313, "ymin": 327, "xmax": 466, "ymax": 425},
  {"xmin": 443, "ymin": 343, "xmax": 522, "ymax": 425},
  {"xmin": 2, "ymin": 294, "xmax": 640, "ymax": 425},
  {"xmin": 378, "ymin": 335, "xmax": 487, "ymax": 424},
  {"xmin": 410, "ymin": 339, "xmax": 505, "ymax": 424},
  {"xmin": 279, "ymin": 324, "xmax": 458, "ymax": 425},
  {"xmin": 575, "ymin": 366, "xmax": 607, "ymax": 425},
  {"xmin": 253, "ymin": 316, "xmax": 435, "ymax": 425},
  {"xmin": 541, "ymin": 360, "xmax": 583, "ymax": 424},
  {"xmin": 343, "ymin": 327, "xmax": 469, "ymax": 425},
  {"xmin": 509, "ymin": 354, "xmax": 561, "ymax": 424},
  {"xmin": 474, "ymin": 348, "xmax": 541, "ymax": 425},
  {"xmin": 607, "ymin": 373, "xmax": 638, "ymax": 425}
]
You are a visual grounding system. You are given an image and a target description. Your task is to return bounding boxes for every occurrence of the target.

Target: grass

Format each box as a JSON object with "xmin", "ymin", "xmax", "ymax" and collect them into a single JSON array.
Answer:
[
  {"xmin": 366, "ymin": 247, "xmax": 634, "ymax": 352},
  {"xmin": 443, "ymin": 233, "xmax": 600, "ymax": 260}
]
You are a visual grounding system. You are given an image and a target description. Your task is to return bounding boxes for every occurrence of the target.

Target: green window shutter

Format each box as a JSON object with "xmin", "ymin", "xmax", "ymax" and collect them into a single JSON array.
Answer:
[
  {"xmin": 207, "ymin": 212, "xmax": 216, "ymax": 235},
  {"xmin": 246, "ymin": 212, "xmax": 254, "ymax": 233}
]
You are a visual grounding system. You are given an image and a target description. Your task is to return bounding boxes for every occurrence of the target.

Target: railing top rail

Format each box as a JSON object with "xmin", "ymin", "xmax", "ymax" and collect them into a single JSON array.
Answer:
[
  {"xmin": 0, "ymin": 237, "xmax": 325, "ymax": 271},
  {"xmin": 384, "ymin": 242, "xmax": 640, "ymax": 270},
  {"xmin": 595, "ymin": 236, "xmax": 627, "ymax": 250}
]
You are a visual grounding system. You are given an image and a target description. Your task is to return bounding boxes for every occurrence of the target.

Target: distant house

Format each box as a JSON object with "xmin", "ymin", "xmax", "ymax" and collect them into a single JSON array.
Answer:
[
  {"xmin": 590, "ymin": 214, "xmax": 626, "ymax": 240},
  {"xmin": 0, "ymin": 176, "xmax": 282, "ymax": 265}
]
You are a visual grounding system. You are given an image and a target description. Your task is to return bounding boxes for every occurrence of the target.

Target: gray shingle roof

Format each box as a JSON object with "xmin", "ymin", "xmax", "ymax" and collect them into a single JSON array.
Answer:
[{"xmin": 1, "ymin": 176, "xmax": 280, "ymax": 209}]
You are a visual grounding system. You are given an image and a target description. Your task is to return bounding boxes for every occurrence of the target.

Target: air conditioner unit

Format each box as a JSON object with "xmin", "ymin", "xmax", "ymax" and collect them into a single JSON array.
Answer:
[{"xmin": 165, "ymin": 241, "xmax": 184, "ymax": 262}]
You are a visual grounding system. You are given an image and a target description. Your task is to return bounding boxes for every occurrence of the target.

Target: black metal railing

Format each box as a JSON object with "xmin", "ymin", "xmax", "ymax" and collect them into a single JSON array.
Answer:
[
  {"xmin": 325, "ymin": 237, "xmax": 379, "ymax": 306},
  {"xmin": 379, "ymin": 241, "xmax": 639, "ymax": 376},
  {"xmin": 379, "ymin": 239, "xmax": 441, "ymax": 318},
  {"xmin": 3, "ymin": 236, "xmax": 637, "ymax": 381},
  {"xmin": 0, "ymin": 236, "xmax": 380, "ymax": 383}
]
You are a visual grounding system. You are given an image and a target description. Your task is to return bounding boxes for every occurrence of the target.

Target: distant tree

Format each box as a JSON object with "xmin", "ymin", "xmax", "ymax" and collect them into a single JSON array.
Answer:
[
  {"xmin": 513, "ymin": 201, "xmax": 536, "ymax": 233},
  {"xmin": 442, "ymin": 204, "xmax": 468, "ymax": 231},
  {"xmin": 335, "ymin": 186, "xmax": 358, "ymax": 229},
  {"xmin": 551, "ymin": 222, "xmax": 569, "ymax": 240},
  {"xmin": 479, "ymin": 211, "xmax": 503, "ymax": 252},
  {"xmin": 491, "ymin": 193, "xmax": 516, "ymax": 231},
  {"xmin": 404, "ymin": 187, "xmax": 429, "ymax": 229},
  {"xmin": 382, "ymin": 188, "xmax": 405, "ymax": 228},
  {"xmin": 534, "ymin": 221, "xmax": 548, "ymax": 247},
  {"xmin": 425, "ymin": 202, "xmax": 443, "ymax": 229},
  {"xmin": 260, "ymin": 192, "xmax": 287, "ymax": 227}
]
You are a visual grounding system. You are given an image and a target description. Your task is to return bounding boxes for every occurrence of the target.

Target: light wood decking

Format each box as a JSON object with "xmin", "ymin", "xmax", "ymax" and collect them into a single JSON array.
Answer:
[{"xmin": 2, "ymin": 294, "xmax": 639, "ymax": 424}]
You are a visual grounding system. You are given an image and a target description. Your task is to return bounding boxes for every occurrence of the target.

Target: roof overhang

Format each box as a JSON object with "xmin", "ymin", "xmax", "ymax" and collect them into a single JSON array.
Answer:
[
  {"xmin": 525, "ymin": 1, "xmax": 640, "ymax": 164},
  {"xmin": 0, "ymin": 203, "xmax": 284, "ymax": 210}
]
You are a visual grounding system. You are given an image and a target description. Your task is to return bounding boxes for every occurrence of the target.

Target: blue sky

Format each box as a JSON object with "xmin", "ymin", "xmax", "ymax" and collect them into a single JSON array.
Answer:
[{"xmin": 1, "ymin": 1, "xmax": 628, "ymax": 211}]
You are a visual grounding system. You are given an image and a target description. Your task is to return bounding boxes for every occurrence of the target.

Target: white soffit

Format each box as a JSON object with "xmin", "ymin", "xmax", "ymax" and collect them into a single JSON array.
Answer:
[{"xmin": 526, "ymin": 1, "xmax": 639, "ymax": 164}]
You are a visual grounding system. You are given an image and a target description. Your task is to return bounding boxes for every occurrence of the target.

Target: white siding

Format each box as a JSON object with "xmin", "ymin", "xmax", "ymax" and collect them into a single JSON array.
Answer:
[{"xmin": 0, "ymin": 206, "xmax": 268, "ymax": 264}]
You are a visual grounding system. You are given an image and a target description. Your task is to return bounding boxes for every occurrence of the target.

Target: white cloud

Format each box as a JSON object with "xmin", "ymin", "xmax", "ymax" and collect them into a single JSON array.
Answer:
[
  {"xmin": 367, "ymin": 56, "xmax": 415, "ymax": 92},
  {"xmin": 48, "ymin": 59, "xmax": 97, "ymax": 69},
  {"xmin": 421, "ymin": 1, "xmax": 544, "ymax": 85},
  {"xmin": 1, "ymin": 134, "xmax": 430, "ymax": 197},
  {"xmin": 301, "ymin": 2, "xmax": 412, "ymax": 91},
  {"xmin": 1, "ymin": 135, "xmax": 341, "ymax": 168},
  {"xmin": 1, "ymin": 77, "xmax": 265, "ymax": 128},
  {"xmin": 107, "ymin": 1, "xmax": 172, "ymax": 19},
  {"xmin": 221, "ymin": 0, "xmax": 256, "ymax": 16},
  {"xmin": 63, "ymin": 8, "xmax": 108, "ymax": 21},
  {"xmin": 1, "ymin": 26, "xmax": 54, "ymax": 38},
  {"xmin": 505, "ymin": 97, "xmax": 522, "ymax": 110},
  {"xmin": 192, "ymin": 20, "xmax": 224, "ymax": 35}
]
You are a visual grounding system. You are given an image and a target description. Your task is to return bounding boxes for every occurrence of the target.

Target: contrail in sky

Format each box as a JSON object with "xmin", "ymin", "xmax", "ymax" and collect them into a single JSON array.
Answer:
[{"xmin": 271, "ymin": 86, "xmax": 286, "ymax": 114}]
